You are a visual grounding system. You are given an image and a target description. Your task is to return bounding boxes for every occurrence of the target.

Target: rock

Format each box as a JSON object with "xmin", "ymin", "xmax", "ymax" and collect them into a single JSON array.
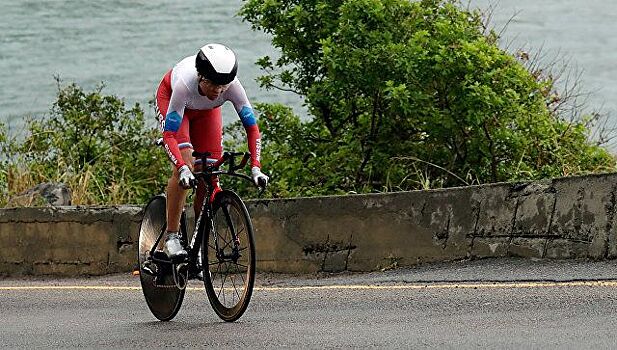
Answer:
[{"xmin": 8, "ymin": 182, "xmax": 72, "ymax": 207}]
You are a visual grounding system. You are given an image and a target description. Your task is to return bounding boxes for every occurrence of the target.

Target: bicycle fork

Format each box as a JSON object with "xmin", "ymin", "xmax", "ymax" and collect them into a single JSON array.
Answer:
[{"xmin": 213, "ymin": 202, "xmax": 242, "ymax": 263}]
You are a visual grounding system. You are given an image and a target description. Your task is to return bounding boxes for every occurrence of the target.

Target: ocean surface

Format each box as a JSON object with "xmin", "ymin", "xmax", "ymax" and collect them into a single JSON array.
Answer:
[
  {"xmin": 1, "ymin": 0, "xmax": 615, "ymax": 138},
  {"xmin": 0, "ymin": 0, "xmax": 294, "ymax": 130},
  {"xmin": 470, "ymin": 0, "xmax": 617, "ymax": 146}
]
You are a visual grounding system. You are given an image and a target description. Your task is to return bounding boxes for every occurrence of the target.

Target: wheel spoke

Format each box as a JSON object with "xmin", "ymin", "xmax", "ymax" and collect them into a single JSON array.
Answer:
[
  {"xmin": 214, "ymin": 261, "xmax": 223, "ymax": 287},
  {"xmin": 217, "ymin": 276, "xmax": 224, "ymax": 300},
  {"xmin": 233, "ymin": 262, "xmax": 249, "ymax": 269},
  {"xmin": 234, "ymin": 262, "xmax": 246, "ymax": 285},
  {"xmin": 219, "ymin": 234, "xmax": 232, "ymax": 251},
  {"xmin": 230, "ymin": 272, "xmax": 241, "ymax": 303},
  {"xmin": 213, "ymin": 227, "xmax": 234, "ymax": 254},
  {"xmin": 218, "ymin": 264, "xmax": 228, "ymax": 301},
  {"xmin": 223, "ymin": 262, "xmax": 232, "ymax": 305}
]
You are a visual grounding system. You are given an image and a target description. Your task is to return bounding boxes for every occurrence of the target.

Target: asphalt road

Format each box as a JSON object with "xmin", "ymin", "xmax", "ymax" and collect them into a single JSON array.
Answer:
[{"xmin": 2, "ymin": 258, "xmax": 617, "ymax": 349}]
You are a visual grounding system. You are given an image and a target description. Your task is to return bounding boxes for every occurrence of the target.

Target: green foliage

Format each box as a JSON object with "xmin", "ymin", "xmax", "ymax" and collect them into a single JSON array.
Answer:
[
  {"xmin": 225, "ymin": 103, "xmax": 353, "ymax": 198},
  {"xmin": 239, "ymin": 0, "xmax": 616, "ymax": 196},
  {"xmin": 0, "ymin": 123, "xmax": 10, "ymax": 198},
  {"xmin": 0, "ymin": 79, "xmax": 168, "ymax": 205}
]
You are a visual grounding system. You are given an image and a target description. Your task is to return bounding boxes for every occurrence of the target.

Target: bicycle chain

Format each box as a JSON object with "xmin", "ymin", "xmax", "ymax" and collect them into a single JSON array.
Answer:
[
  {"xmin": 147, "ymin": 274, "xmax": 185, "ymax": 289},
  {"xmin": 152, "ymin": 281, "xmax": 180, "ymax": 289},
  {"xmin": 149, "ymin": 272, "xmax": 190, "ymax": 289}
]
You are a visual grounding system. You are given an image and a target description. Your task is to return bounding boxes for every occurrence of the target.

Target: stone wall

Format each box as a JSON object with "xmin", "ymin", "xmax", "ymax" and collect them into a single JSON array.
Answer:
[{"xmin": 1, "ymin": 173, "xmax": 616, "ymax": 275}]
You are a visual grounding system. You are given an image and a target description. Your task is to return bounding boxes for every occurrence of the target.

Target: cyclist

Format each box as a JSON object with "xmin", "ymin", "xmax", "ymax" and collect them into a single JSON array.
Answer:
[{"xmin": 156, "ymin": 43, "xmax": 268, "ymax": 262}]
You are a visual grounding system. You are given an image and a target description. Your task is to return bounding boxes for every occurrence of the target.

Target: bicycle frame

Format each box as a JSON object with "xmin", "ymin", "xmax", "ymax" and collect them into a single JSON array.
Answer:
[
  {"xmin": 139, "ymin": 144, "xmax": 261, "ymax": 321},
  {"xmin": 146, "ymin": 151, "xmax": 255, "ymax": 274}
]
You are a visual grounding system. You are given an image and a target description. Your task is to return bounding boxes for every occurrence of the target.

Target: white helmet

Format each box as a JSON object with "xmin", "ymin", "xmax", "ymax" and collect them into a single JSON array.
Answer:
[{"xmin": 195, "ymin": 43, "xmax": 238, "ymax": 85}]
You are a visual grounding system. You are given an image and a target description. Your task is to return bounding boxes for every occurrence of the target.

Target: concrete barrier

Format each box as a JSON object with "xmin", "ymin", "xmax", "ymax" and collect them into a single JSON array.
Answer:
[
  {"xmin": 1, "ymin": 172, "xmax": 616, "ymax": 276},
  {"xmin": 0, "ymin": 206, "xmax": 142, "ymax": 275}
]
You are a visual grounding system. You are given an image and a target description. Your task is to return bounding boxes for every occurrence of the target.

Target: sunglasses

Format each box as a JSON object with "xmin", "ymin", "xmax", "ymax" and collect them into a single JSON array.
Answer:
[{"xmin": 198, "ymin": 75, "xmax": 230, "ymax": 92}]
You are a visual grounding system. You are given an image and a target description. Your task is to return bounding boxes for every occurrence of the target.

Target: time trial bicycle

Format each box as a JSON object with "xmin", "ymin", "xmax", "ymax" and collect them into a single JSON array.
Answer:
[{"xmin": 138, "ymin": 146, "xmax": 264, "ymax": 322}]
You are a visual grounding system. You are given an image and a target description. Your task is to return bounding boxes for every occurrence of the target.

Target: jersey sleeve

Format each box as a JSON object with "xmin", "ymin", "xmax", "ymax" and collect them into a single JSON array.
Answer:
[
  {"xmin": 227, "ymin": 81, "xmax": 262, "ymax": 168},
  {"xmin": 162, "ymin": 78, "xmax": 189, "ymax": 169}
]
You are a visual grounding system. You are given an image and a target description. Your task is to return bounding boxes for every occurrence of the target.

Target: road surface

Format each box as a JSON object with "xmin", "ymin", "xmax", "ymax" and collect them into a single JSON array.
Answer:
[{"xmin": 2, "ymin": 258, "xmax": 617, "ymax": 348}]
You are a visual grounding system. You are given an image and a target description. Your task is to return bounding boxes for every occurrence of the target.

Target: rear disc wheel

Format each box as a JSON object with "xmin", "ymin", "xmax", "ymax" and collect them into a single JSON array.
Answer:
[{"xmin": 138, "ymin": 195, "xmax": 186, "ymax": 321}]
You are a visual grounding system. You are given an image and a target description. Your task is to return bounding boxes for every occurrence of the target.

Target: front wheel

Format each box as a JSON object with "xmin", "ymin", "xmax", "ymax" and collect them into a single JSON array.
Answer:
[{"xmin": 202, "ymin": 190, "xmax": 256, "ymax": 322}]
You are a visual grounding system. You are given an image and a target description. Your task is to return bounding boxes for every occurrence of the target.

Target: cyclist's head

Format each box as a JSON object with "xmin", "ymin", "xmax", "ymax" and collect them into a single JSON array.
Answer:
[{"xmin": 195, "ymin": 43, "xmax": 238, "ymax": 86}]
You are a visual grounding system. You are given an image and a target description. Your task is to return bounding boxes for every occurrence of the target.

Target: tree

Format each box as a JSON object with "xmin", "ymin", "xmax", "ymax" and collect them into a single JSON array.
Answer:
[{"xmin": 234, "ymin": 0, "xmax": 615, "ymax": 197}]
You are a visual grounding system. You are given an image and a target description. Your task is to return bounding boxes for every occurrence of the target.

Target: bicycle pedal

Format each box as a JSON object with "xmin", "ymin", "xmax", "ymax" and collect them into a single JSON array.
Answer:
[{"xmin": 141, "ymin": 261, "xmax": 158, "ymax": 276}]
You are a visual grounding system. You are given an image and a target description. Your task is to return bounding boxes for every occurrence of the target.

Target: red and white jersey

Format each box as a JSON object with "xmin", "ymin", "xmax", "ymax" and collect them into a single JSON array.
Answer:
[
  {"xmin": 158, "ymin": 55, "xmax": 261, "ymax": 170},
  {"xmin": 166, "ymin": 55, "xmax": 253, "ymax": 120}
]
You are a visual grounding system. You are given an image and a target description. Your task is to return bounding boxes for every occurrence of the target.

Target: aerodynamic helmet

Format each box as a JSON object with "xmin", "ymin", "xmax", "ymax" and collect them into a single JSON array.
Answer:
[{"xmin": 195, "ymin": 43, "xmax": 238, "ymax": 85}]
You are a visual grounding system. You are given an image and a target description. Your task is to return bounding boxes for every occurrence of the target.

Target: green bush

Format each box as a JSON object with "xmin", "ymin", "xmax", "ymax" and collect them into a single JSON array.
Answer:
[
  {"xmin": 0, "ymin": 79, "xmax": 168, "ymax": 205},
  {"xmin": 236, "ymin": 0, "xmax": 615, "ymax": 197},
  {"xmin": 0, "ymin": 123, "xmax": 10, "ymax": 198}
]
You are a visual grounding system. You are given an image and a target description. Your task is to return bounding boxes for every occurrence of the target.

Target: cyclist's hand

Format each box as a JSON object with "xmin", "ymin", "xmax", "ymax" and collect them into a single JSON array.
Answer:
[
  {"xmin": 178, "ymin": 165, "xmax": 195, "ymax": 189},
  {"xmin": 251, "ymin": 167, "xmax": 269, "ymax": 188}
]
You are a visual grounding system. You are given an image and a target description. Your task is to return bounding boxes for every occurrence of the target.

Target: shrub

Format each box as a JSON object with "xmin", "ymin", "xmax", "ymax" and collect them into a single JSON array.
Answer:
[
  {"xmin": 0, "ymin": 79, "xmax": 168, "ymax": 206},
  {"xmin": 235, "ymin": 0, "xmax": 615, "ymax": 197}
]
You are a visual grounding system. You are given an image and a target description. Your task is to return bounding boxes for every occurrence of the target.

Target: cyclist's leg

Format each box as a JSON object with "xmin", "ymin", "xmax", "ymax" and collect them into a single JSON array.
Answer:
[
  {"xmin": 165, "ymin": 148, "xmax": 193, "ymax": 232},
  {"xmin": 156, "ymin": 76, "xmax": 196, "ymax": 233},
  {"xmin": 189, "ymin": 107, "xmax": 223, "ymax": 218}
]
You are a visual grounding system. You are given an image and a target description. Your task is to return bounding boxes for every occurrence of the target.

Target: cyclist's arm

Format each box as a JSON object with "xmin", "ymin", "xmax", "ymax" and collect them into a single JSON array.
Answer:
[
  {"xmin": 162, "ymin": 81, "xmax": 190, "ymax": 169},
  {"xmin": 228, "ymin": 82, "xmax": 261, "ymax": 168}
]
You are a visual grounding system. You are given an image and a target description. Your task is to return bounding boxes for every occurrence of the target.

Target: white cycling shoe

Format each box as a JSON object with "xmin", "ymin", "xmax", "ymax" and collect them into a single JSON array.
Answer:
[{"xmin": 163, "ymin": 232, "xmax": 188, "ymax": 262}]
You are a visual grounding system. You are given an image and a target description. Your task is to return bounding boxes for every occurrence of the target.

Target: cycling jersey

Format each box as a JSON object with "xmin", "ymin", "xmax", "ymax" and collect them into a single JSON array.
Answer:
[{"xmin": 156, "ymin": 55, "xmax": 261, "ymax": 169}]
